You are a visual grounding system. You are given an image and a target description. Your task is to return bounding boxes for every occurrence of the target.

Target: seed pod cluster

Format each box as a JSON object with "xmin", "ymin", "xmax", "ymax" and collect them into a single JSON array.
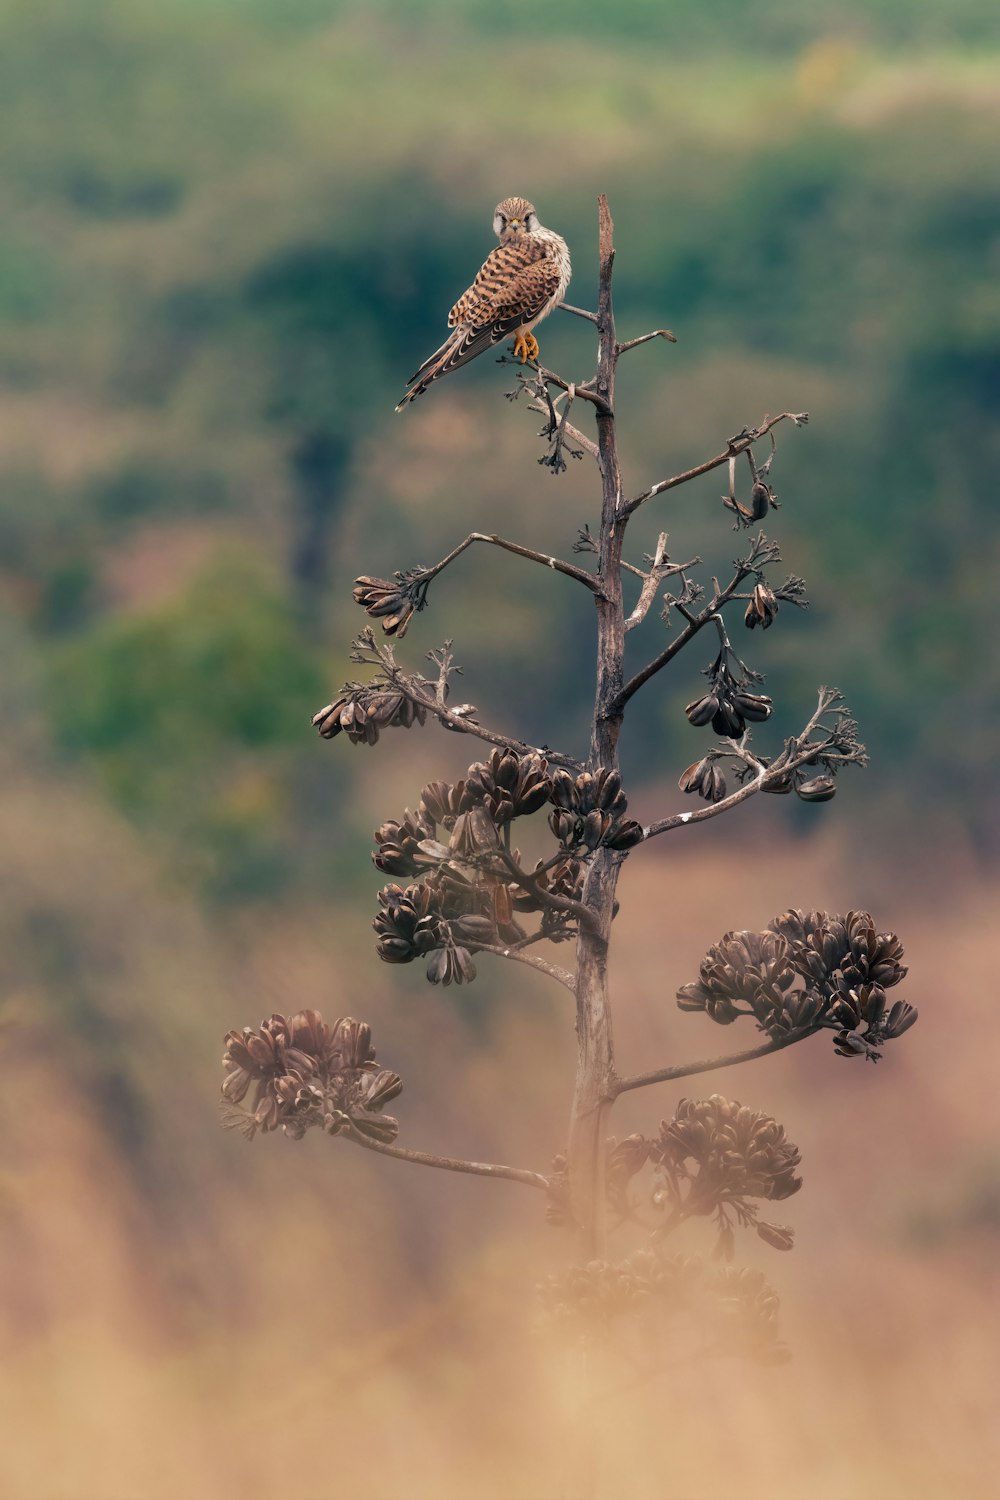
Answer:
[
  {"xmin": 678, "ymin": 757, "xmax": 727, "ymax": 803},
  {"xmin": 685, "ymin": 650, "xmax": 773, "ymax": 739},
  {"xmin": 353, "ymin": 573, "xmax": 423, "ymax": 639},
  {"xmin": 655, "ymin": 1094, "xmax": 802, "ymax": 1207},
  {"xmin": 372, "ymin": 810, "xmax": 436, "ymax": 877},
  {"xmin": 548, "ymin": 767, "xmax": 644, "ymax": 852},
  {"xmin": 313, "ymin": 683, "xmax": 426, "ymax": 745},
  {"xmin": 539, "ymin": 1252, "xmax": 788, "ymax": 1364},
  {"xmin": 679, "ymin": 909, "xmax": 916, "ymax": 1060},
  {"xmin": 374, "ymin": 882, "xmax": 445, "ymax": 964},
  {"xmin": 221, "ymin": 1010, "xmax": 402, "ymax": 1143},
  {"xmin": 744, "ymin": 581, "xmax": 779, "ymax": 630},
  {"xmin": 463, "ymin": 749, "xmax": 552, "ymax": 824}
]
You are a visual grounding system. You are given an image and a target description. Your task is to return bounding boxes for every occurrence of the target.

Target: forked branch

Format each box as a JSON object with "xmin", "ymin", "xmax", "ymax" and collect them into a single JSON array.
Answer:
[{"xmin": 621, "ymin": 412, "xmax": 809, "ymax": 519}]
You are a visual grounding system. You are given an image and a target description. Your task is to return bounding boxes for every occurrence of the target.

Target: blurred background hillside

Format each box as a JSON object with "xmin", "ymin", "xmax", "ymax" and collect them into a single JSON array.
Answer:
[{"xmin": 0, "ymin": 1, "xmax": 997, "ymax": 1496}]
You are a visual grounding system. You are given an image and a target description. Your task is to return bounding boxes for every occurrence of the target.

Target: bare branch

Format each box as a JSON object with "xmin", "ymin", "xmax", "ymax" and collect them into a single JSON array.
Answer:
[
  {"xmin": 396, "ymin": 671, "xmax": 583, "ymax": 771},
  {"xmin": 530, "ymin": 403, "xmax": 600, "ymax": 463},
  {"xmin": 616, "ymin": 329, "xmax": 677, "ymax": 355},
  {"xmin": 558, "ymin": 301, "xmax": 599, "ymax": 324},
  {"xmin": 420, "ymin": 530, "xmax": 603, "ymax": 595},
  {"xmin": 348, "ymin": 628, "xmax": 584, "ymax": 770},
  {"xmin": 495, "ymin": 845, "xmax": 600, "ymax": 936},
  {"xmin": 621, "ymin": 412, "xmax": 809, "ymax": 519},
  {"xmin": 343, "ymin": 1124, "xmax": 549, "ymax": 1191},
  {"xmin": 501, "ymin": 356, "xmax": 613, "ymax": 417},
  {"xmin": 642, "ymin": 688, "xmax": 856, "ymax": 840},
  {"xmin": 622, "ymin": 535, "xmax": 702, "ymax": 635},
  {"xmin": 611, "ymin": 564, "xmax": 750, "ymax": 713},
  {"xmin": 624, "ymin": 531, "xmax": 669, "ymax": 631},
  {"xmin": 612, "ymin": 1028, "xmax": 822, "ymax": 1097},
  {"xmin": 467, "ymin": 941, "xmax": 576, "ymax": 994}
]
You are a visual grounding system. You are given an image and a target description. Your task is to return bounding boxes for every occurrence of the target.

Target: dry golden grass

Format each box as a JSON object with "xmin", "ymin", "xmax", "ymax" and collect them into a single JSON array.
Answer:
[{"xmin": 0, "ymin": 755, "xmax": 995, "ymax": 1498}]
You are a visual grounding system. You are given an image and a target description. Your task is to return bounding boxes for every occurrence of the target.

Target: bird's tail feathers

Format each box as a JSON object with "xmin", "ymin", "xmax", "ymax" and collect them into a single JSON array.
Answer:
[{"xmin": 394, "ymin": 333, "xmax": 460, "ymax": 411}]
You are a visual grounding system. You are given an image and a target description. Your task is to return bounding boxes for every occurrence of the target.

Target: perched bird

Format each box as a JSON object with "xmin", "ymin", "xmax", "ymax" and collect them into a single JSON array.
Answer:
[{"xmin": 396, "ymin": 196, "xmax": 571, "ymax": 410}]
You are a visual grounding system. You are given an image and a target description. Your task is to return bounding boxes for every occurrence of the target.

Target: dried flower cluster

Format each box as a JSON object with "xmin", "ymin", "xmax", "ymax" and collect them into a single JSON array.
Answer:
[
  {"xmin": 540, "ymin": 1251, "xmax": 787, "ymax": 1364},
  {"xmin": 353, "ymin": 567, "xmax": 434, "ymax": 640},
  {"xmin": 685, "ymin": 644, "xmax": 772, "ymax": 739},
  {"xmin": 678, "ymin": 909, "xmax": 916, "ymax": 1060},
  {"xmin": 603, "ymin": 1096, "xmax": 801, "ymax": 1260},
  {"xmin": 221, "ymin": 1010, "xmax": 402, "ymax": 1142},
  {"xmin": 312, "ymin": 680, "xmax": 426, "ymax": 745},
  {"xmin": 369, "ymin": 748, "xmax": 640, "ymax": 982}
]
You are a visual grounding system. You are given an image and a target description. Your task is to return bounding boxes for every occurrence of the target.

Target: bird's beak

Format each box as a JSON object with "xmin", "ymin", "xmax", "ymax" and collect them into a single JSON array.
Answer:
[{"xmin": 508, "ymin": 218, "xmax": 522, "ymax": 231}]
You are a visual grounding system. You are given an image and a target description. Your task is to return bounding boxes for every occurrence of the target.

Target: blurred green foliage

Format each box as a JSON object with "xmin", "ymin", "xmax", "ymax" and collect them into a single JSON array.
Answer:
[{"xmin": 0, "ymin": 0, "xmax": 997, "ymax": 902}]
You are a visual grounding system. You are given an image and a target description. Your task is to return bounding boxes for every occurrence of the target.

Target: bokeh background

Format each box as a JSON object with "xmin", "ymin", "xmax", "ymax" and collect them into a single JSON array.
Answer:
[{"xmin": 0, "ymin": 1, "xmax": 997, "ymax": 1495}]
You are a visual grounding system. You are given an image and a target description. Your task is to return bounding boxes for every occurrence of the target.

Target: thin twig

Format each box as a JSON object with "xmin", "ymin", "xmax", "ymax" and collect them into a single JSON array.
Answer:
[
  {"xmin": 611, "ymin": 566, "xmax": 749, "ymax": 713},
  {"xmin": 612, "ymin": 1028, "xmax": 821, "ymax": 1097},
  {"xmin": 421, "ymin": 531, "xmax": 602, "ymax": 595},
  {"xmin": 616, "ymin": 329, "xmax": 677, "ymax": 355},
  {"xmin": 396, "ymin": 673, "xmax": 583, "ymax": 772},
  {"xmin": 623, "ymin": 533, "xmax": 692, "ymax": 633},
  {"xmin": 343, "ymin": 1124, "xmax": 549, "ymax": 1191},
  {"xmin": 558, "ymin": 301, "xmax": 599, "ymax": 324},
  {"xmin": 642, "ymin": 691, "xmax": 846, "ymax": 839},
  {"xmin": 621, "ymin": 412, "xmax": 808, "ymax": 519},
  {"xmin": 533, "ymin": 362, "xmax": 613, "ymax": 416}
]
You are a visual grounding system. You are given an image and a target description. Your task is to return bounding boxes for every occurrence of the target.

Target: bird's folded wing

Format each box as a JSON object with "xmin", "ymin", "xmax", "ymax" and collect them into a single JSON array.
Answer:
[{"xmin": 418, "ymin": 242, "xmax": 561, "ymax": 380}]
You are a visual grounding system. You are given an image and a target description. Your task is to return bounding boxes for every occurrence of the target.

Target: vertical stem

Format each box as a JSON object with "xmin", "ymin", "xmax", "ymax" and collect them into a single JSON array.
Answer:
[{"xmin": 568, "ymin": 195, "xmax": 628, "ymax": 1257}]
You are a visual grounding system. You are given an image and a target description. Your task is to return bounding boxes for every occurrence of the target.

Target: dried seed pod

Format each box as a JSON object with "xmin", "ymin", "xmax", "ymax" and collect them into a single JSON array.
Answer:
[
  {"xmin": 352, "ymin": 576, "xmax": 417, "ymax": 639},
  {"xmin": 711, "ymin": 697, "xmax": 745, "ymax": 737},
  {"xmin": 686, "ymin": 693, "xmax": 720, "ymax": 727},
  {"xmin": 744, "ymin": 582, "xmax": 779, "ymax": 631},
  {"xmin": 678, "ymin": 758, "xmax": 727, "ymax": 803},
  {"xmin": 795, "ymin": 775, "xmax": 837, "ymax": 802},
  {"xmin": 730, "ymin": 691, "xmax": 773, "ymax": 723},
  {"xmin": 606, "ymin": 819, "xmax": 644, "ymax": 851},
  {"xmin": 750, "ymin": 480, "xmax": 776, "ymax": 519},
  {"xmin": 756, "ymin": 1222, "xmax": 795, "ymax": 1252}
]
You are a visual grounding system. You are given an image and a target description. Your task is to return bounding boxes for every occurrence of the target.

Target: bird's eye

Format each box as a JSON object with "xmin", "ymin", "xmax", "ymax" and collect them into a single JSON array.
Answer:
[{"xmin": 525, "ymin": 212, "xmax": 538, "ymax": 231}]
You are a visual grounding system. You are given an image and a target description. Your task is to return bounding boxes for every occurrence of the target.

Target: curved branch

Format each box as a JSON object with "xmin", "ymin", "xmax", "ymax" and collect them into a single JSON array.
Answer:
[
  {"xmin": 467, "ymin": 941, "xmax": 576, "ymax": 994},
  {"xmin": 643, "ymin": 690, "xmax": 852, "ymax": 839},
  {"xmin": 421, "ymin": 531, "xmax": 603, "ymax": 595},
  {"xmin": 531, "ymin": 362, "xmax": 613, "ymax": 416},
  {"xmin": 621, "ymin": 412, "xmax": 808, "ymax": 519},
  {"xmin": 616, "ymin": 329, "xmax": 677, "ymax": 355},
  {"xmin": 495, "ymin": 845, "xmax": 600, "ymax": 937},
  {"xmin": 343, "ymin": 1125, "xmax": 549, "ymax": 1191},
  {"xmin": 611, "ymin": 567, "xmax": 749, "ymax": 714},
  {"xmin": 612, "ymin": 1027, "xmax": 821, "ymax": 1096},
  {"xmin": 394, "ymin": 673, "xmax": 583, "ymax": 772}
]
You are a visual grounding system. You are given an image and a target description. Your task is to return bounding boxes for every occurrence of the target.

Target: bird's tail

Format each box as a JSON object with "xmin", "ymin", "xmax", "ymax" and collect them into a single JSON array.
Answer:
[{"xmin": 395, "ymin": 334, "xmax": 459, "ymax": 411}]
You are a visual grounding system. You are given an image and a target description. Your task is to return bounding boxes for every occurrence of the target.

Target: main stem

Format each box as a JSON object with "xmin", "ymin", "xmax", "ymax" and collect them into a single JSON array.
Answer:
[{"xmin": 568, "ymin": 196, "xmax": 627, "ymax": 1256}]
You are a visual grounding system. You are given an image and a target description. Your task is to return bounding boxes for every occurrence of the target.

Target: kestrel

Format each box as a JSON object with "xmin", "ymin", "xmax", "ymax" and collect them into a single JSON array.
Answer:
[{"xmin": 395, "ymin": 196, "xmax": 571, "ymax": 410}]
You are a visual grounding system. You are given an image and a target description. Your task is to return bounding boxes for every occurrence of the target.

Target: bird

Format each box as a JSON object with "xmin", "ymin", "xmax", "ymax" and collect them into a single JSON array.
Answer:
[{"xmin": 395, "ymin": 196, "xmax": 571, "ymax": 410}]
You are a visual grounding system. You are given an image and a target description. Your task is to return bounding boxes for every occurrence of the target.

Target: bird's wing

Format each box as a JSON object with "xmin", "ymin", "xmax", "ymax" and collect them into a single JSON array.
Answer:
[
  {"xmin": 448, "ymin": 234, "xmax": 556, "ymax": 332},
  {"xmin": 399, "ymin": 239, "xmax": 561, "ymax": 405}
]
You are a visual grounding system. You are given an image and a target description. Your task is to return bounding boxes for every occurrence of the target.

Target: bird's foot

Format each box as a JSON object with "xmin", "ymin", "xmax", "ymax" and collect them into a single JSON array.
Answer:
[{"xmin": 512, "ymin": 331, "xmax": 540, "ymax": 364}]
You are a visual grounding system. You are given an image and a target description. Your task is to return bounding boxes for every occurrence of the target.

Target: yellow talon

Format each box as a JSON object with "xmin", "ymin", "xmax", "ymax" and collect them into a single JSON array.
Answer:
[{"xmin": 512, "ymin": 331, "xmax": 539, "ymax": 364}]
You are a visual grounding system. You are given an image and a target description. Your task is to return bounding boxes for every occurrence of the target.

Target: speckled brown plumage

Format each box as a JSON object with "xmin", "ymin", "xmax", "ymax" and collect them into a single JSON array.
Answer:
[{"xmin": 396, "ymin": 197, "xmax": 571, "ymax": 410}]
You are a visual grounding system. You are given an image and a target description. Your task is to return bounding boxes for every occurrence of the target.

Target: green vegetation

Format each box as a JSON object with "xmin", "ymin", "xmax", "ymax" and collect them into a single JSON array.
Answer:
[{"xmin": 0, "ymin": 0, "xmax": 996, "ymax": 902}]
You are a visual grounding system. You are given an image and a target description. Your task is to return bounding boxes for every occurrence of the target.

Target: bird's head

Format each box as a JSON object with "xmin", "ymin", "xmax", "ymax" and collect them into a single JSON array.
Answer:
[{"xmin": 494, "ymin": 196, "xmax": 539, "ymax": 238}]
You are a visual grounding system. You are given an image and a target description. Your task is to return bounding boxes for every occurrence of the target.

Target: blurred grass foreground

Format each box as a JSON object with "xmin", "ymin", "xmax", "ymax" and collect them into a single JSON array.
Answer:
[{"xmin": 0, "ymin": 1, "xmax": 998, "ymax": 1496}]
